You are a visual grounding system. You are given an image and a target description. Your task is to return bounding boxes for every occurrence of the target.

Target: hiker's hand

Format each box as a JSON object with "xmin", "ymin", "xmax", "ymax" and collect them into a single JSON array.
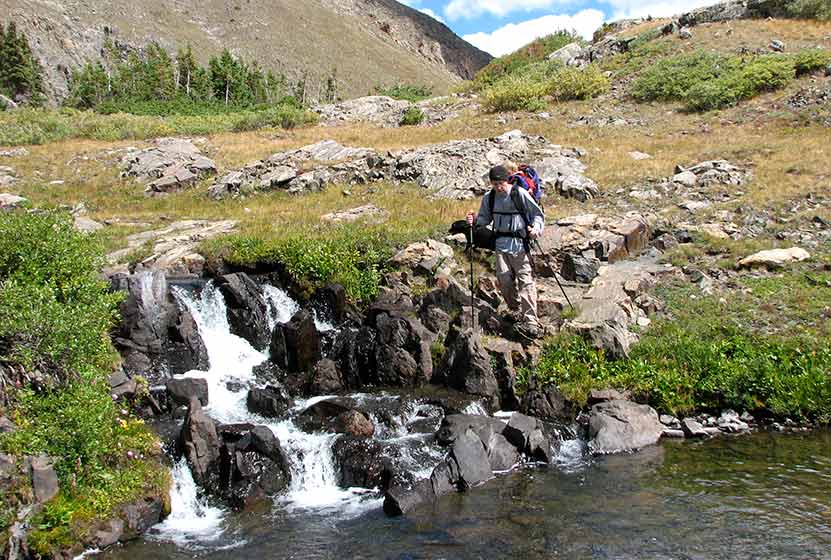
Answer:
[
  {"xmin": 466, "ymin": 211, "xmax": 475, "ymax": 226},
  {"xmin": 528, "ymin": 224, "xmax": 541, "ymax": 239}
]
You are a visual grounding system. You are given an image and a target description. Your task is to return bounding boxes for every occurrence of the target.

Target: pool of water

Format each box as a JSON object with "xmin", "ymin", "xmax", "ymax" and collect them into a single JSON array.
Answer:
[{"xmin": 102, "ymin": 430, "xmax": 831, "ymax": 560}]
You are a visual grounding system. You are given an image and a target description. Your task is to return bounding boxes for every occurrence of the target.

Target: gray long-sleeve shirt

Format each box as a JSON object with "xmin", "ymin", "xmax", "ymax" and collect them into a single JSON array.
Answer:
[{"xmin": 475, "ymin": 185, "xmax": 545, "ymax": 255}]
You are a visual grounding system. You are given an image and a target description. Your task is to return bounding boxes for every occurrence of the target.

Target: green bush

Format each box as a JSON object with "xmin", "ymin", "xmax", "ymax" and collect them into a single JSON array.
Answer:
[
  {"xmin": 0, "ymin": 211, "xmax": 166, "ymax": 555},
  {"xmin": 526, "ymin": 274, "xmax": 831, "ymax": 421},
  {"xmin": 481, "ymin": 76, "xmax": 547, "ymax": 113},
  {"xmin": 787, "ymin": 0, "xmax": 831, "ymax": 20},
  {"xmin": 374, "ymin": 83, "xmax": 433, "ymax": 102},
  {"xmin": 0, "ymin": 211, "xmax": 122, "ymax": 380},
  {"xmin": 684, "ymin": 54, "xmax": 794, "ymax": 111},
  {"xmin": 399, "ymin": 106, "xmax": 425, "ymax": 126},
  {"xmin": 472, "ymin": 31, "xmax": 580, "ymax": 89},
  {"xmin": 791, "ymin": 48, "xmax": 831, "ymax": 76},
  {"xmin": 632, "ymin": 51, "xmax": 739, "ymax": 102},
  {"xmin": 547, "ymin": 65, "xmax": 610, "ymax": 101}
]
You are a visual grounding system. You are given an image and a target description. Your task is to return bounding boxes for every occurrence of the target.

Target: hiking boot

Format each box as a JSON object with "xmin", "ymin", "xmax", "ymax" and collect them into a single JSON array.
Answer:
[{"xmin": 515, "ymin": 322, "xmax": 541, "ymax": 340}]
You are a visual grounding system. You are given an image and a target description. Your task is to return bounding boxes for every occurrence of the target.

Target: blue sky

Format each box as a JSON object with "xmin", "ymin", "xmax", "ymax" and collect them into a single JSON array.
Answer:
[{"xmin": 400, "ymin": 0, "xmax": 718, "ymax": 56}]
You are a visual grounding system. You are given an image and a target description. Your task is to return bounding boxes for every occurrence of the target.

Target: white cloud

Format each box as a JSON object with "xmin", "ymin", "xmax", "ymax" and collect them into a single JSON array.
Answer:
[
  {"xmin": 462, "ymin": 9, "xmax": 604, "ymax": 56},
  {"xmin": 600, "ymin": 0, "xmax": 720, "ymax": 20},
  {"xmin": 445, "ymin": 0, "xmax": 578, "ymax": 21},
  {"xmin": 420, "ymin": 8, "xmax": 447, "ymax": 23}
]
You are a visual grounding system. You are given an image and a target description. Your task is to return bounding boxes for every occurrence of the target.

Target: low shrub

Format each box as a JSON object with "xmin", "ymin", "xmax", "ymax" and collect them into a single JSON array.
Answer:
[
  {"xmin": 481, "ymin": 76, "xmax": 547, "ymax": 113},
  {"xmin": 548, "ymin": 65, "xmax": 610, "ymax": 101},
  {"xmin": 684, "ymin": 54, "xmax": 794, "ymax": 111},
  {"xmin": 787, "ymin": 0, "xmax": 831, "ymax": 20},
  {"xmin": 791, "ymin": 48, "xmax": 831, "ymax": 76},
  {"xmin": 374, "ymin": 83, "xmax": 433, "ymax": 102},
  {"xmin": 632, "ymin": 51, "xmax": 739, "ymax": 102},
  {"xmin": 399, "ymin": 106, "xmax": 425, "ymax": 126}
]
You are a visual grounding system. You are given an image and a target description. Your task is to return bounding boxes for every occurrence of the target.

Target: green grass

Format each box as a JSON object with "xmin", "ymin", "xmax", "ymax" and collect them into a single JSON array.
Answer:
[
  {"xmin": 399, "ymin": 106, "xmax": 425, "ymax": 126},
  {"xmin": 373, "ymin": 83, "xmax": 433, "ymax": 103},
  {"xmin": 525, "ymin": 268, "xmax": 831, "ymax": 421},
  {"xmin": 0, "ymin": 106, "xmax": 318, "ymax": 146}
]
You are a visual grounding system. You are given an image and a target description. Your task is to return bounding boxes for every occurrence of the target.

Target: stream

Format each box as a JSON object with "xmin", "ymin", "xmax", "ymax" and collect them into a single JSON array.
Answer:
[{"xmin": 100, "ymin": 279, "xmax": 831, "ymax": 560}]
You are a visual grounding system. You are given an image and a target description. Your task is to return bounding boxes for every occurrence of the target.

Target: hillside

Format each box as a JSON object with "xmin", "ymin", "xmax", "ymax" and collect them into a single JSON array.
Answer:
[{"xmin": 0, "ymin": 0, "xmax": 492, "ymax": 101}]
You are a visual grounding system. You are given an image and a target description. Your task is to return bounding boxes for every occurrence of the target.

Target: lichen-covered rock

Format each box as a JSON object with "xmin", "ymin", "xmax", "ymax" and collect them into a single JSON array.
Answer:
[{"xmin": 120, "ymin": 138, "xmax": 217, "ymax": 196}]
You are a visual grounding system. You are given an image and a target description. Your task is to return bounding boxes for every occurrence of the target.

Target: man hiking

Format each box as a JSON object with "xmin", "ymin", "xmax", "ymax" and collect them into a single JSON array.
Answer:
[{"xmin": 467, "ymin": 164, "xmax": 544, "ymax": 339}]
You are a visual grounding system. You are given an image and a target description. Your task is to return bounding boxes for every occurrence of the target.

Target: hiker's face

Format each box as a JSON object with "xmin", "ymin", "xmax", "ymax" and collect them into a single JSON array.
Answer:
[{"xmin": 492, "ymin": 180, "xmax": 511, "ymax": 194}]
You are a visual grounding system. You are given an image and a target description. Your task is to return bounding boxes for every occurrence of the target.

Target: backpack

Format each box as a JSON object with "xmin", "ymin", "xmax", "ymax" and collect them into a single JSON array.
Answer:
[{"xmin": 509, "ymin": 165, "xmax": 543, "ymax": 204}]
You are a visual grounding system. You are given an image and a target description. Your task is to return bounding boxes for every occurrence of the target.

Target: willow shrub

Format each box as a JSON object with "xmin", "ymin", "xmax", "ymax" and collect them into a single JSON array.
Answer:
[
  {"xmin": 481, "ymin": 75, "xmax": 548, "ymax": 113},
  {"xmin": 547, "ymin": 65, "xmax": 610, "ymax": 101}
]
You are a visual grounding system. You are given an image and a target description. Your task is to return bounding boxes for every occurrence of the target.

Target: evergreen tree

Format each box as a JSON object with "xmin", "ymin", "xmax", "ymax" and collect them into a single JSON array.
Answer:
[
  {"xmin": 0, "ymin": 22, "xmax": 46, "ymax": 103},
  {"xmin": 176, "ymin": 44, "xmax": 198, "ymax": 97},
  {"xmin": 0, "ymin": 23, "xmax": 8, "ymax": 94}
]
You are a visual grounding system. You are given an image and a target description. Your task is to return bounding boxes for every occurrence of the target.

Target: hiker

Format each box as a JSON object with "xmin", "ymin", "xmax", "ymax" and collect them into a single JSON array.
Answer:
[{"xmin": 466, "ymin": 164, "xmax": 545, "ymax": 339}]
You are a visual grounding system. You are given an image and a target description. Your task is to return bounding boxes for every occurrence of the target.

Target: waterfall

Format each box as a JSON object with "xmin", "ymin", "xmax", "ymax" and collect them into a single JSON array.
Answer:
[
  {"xmin": 148, "ymin": 459, "xmax": 229, "ymax": 548},
  {"xmin": 157, "ymin": 282, "xmax": 378, "ymax": 546}
]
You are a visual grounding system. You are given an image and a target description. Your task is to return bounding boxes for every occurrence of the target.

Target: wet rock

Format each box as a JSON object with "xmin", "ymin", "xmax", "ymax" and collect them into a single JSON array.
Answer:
[
  {"xmin": 717, "ymin": 410, "xmax": 750, "ymax": 433},
  {"xmin": 178, "ymin": 399, "xmax": 221, "ymax": 486},
  {"xmin": 119, "ymin": 496, "xmax": 166, "ymax": 540},
  {"xmin": 217, "ymin": 424, "xmax": 290, "ymax": 510},
  {"xmin": 216, "ymin": 273, "xmax": 271, "ymax": 351},
  {"xmin": 483, "ymin": 432, "xmax": 520, "ymax": 471},
  {"xmin": 166, "ymin": 377, "xmax": 209, "ymax": 407},
  {"xmin": 312, "ymin": 283, "xmax": 349, "ymax": 324},
  {"xmin": 92, "ymin": 519, "xmax": 125, "ymax": 549},
  {"xmin": 502, "ymin": 413, "xmax": 555, "ymax": 463},
  {"xmin": 520, "ymin": 379, "xmax": 574, "ymax": 422},
  {"xmin": 420, "ymin": 305, "xmax": 451, "ymax": 338},
  {"xmin": 270, "ymin": 309, "xmax": 321, "ymax": 373},
  {"xmin": 361, "ymin": 303, "xmax": 434, "ymax": 386},
  {"xmin": 588, "ymin": 400, "xmax": 663, "ymax": 455},
  {"xmin": 436, "ymin": 414, "xmax": 507, "ymax": 447},
  {"xmin": 435, "ymin": 328, "xmax": 499, "ymax": 407},
  {"xmin": 296, "ymin": 397, "xmax": 358, "ymax": 432},
  {"xmin": 681, "ymin": 417, "xmax": 709, "ymax": 438},
  {"xmin": 738, "ymin": 247, "xmax": 810, "ymax": 269},
  {"xmin": 383, "ymin": 478, "xmax": 436, "ymax": 516},
  {"xmin": 111, "ymin": 272, "xmax": 208, "ymax": 382},
  {"xmin": 308, "ymin": 359, "xmax": 344, "ymax": 395},
  {"xmin": 246, "ymin": 385, "xmax": 292, "ymax": 418},
  {"xmin": 660, "ymin": 414, "xmax": 680, "ymax": 428},
  {"xmin": 447, "ymin": 428, "xmax": 493, "ymax": 490},
  {"xmin": 333, "ymin": 410, "xmax": 375, "ymax": 438},
  {"xmin": 332, "ymin": 436, "xmax": 385, "ymax": 488},
  {"xmin": 29, "ymin": 455, "xmax": 59, "ymax": 504}
]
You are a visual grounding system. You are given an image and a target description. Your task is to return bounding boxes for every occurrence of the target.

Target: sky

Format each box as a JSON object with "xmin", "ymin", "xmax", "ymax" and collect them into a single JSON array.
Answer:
[{"xmin": 399, "ymin": 0, "xmax": 720, "ymax": 56}]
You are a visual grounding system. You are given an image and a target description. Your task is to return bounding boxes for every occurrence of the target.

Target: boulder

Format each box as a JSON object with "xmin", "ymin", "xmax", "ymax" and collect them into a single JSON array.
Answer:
[
  {"xmin": 681, "ymin": 417, "xmax": 709, "ymax": 438},
  {"xmin": 321, "ymin": 204, "xmax": 388, "ymax": 224},
  {"xmin": 435, "ymin": 329, "xmax": 499, "ymax": 406},
  {"xmin": 588, "ymin": 400, "xmax": 663, "ymax": 454},
  {"xmin": 447, "ymin": 428, "xmax": 493, "ymax": 490},
  {"xmin": 383, "ymin": 478, "xmax": 437, "ymax": 516},
  {"xmin": 738, "ymin": 247, "xmax": 810, "ymax": 269},
  {"xmin": 332, "ymin": 436, "xmax": 385, "ymax": 488},
  {"xmin": 296, "ymin": 397, "xmax": 358, "ymax": 432},
  {"xmin": 29, "ymin": 455, "xmax": 59, "ymax": 504},
  {"xmin": 562, "ymin": 252, "xmax": 600, "ymax": 283},
  {"xmin": 217, "ymin": 424, "xmax": 290, "ymax": 510},
  {"xmin": 557, "ymin": 173, "xmax": 599, "ymax": 202},
  {"xmin": 436, "ymin": 414, "xmax": 507, "ymax": 447},
  {"xmin": 246, "ymin": 385, "xmax": 292, "ymax": 418},
  {"xmin": 333, "ymin": 410, "xmax": 375, "ymax": 438},
  {"xmin": 483, "ymin": 432, "xmax": 520, "ymax": 471},
  {"xmin": 520, "ymin": 379, "xmax": 573, "ymax": 422},
  {"xmin": 217, "ymin": 273, "xmax": 271, "ymax": 350},
  {"xmin": 270, "ymin": 309, "xmax": 321, "ymax": 373},
  {"xmin": 547, "ymin": 42, "xmax": 585, "ymax": 65},
  {"xmin": 109, "ymin": 370, "xmax": 138, "ymax": 400},
  {"xmin": 717, "ymin": 410, "xmax": 750, "ymax": 433},
  {"xmin": 167, "ymin": 377, "xmax": 209, "ymax": 407},
  {"xmin": 119, "ymin": 137, "xmax": 217, "ymax": 196},
  {"xmin": 391, "ymin": 239, "xmax": 457, "ymax": 276},
  {"xmin": 587, "ymin": 388, "xmax": 630, "ymax": 405},
  {"xmin": 502, "ymin": 413, "xmax": 556, "ymax": 463},
  {"xmin": 178, "ymin": 399, "xmax": 221, "ymax": 486},
  {"xmin": 308, "ymin": 359, "xmax": 344, "ymax": 395},
  {"xmin": 361, "ymin": 303, "xmax": 434, "ymax": 386},
  {"xmin": 0, "ymin": 193, "xmax": 27, "ymax": 209},
  {"xmin": 312, "ymin": 283, "xmax": 348, "ymax": 324}
]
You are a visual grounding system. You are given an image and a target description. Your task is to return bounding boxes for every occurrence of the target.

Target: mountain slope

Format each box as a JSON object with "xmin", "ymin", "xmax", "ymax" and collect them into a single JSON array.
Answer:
[{"xmin": 0, "ymin": 0, "xmax": 492, "ymax": 101}]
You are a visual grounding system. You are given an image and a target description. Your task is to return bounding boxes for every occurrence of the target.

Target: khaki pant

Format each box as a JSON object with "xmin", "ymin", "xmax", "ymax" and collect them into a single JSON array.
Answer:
[{"xmin": 495, "ymin": 250, "xmax": 538, "ymax": 327}]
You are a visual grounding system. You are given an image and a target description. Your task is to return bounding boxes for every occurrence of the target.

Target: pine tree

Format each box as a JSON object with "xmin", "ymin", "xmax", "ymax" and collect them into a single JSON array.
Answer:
[
  {"xmin": 3, "ymin": 22, "xmax": 27, "ymax": 98},
  {"xmin": 176, "ymin": 44, "xmax": 198, "ymax": 97},
  {"xmin": 0, "ymin": 23, "xmax": 8, "ymax": 94}
]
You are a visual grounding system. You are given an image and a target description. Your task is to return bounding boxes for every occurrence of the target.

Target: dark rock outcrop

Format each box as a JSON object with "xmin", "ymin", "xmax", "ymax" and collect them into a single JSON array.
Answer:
[
  {"xmin": 216, "ymin": 273, "xmax": 271, "ymax": 351},
  {"xmin": 166, "ymin": 377, "xmax": 209, "ymax": 407},
  {"xmin": 111, "ymin": 272, "xmax": 208, "ymax": 382},
  {"xmin": 332, "ymin": 436, "xmax": 385, "ymax": 488},
  {"xmin": 308, "ymin": 359, "xmax": 344, "ymax": 395},
  {"xmin": 333, "ymin": 410, "xmax": 375, "ymax": 438},
  {"xmin": 520, "ymin": 379, "xmax": 573, "ymax": 422},
  {"xmin": 435, "ymin": 328, "xmax": 499, "ymax": 408},
  {"xmin": 216, "ymin": 424, "xmax": 290, "ymax": 510},
  {"xmin": 270, "ymin": 310, "xmax": 321, "ymax": 373},
  {"xmin": 178, "ymin": 399, "xmax": 221, "ymax": 486},
  {"xmin": 246, "ymin": 385, "xmax": 292, "ymax": 418}
]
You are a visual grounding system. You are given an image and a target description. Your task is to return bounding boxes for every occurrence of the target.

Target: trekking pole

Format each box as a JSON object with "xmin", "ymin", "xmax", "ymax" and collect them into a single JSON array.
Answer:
[
  {"xmin": 533, "ymin": 240, "xmax": 574, "ymax": 312},
  {"xmin": 468, "ymin": 222, "xmax": 476, "ymax": 332}
]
